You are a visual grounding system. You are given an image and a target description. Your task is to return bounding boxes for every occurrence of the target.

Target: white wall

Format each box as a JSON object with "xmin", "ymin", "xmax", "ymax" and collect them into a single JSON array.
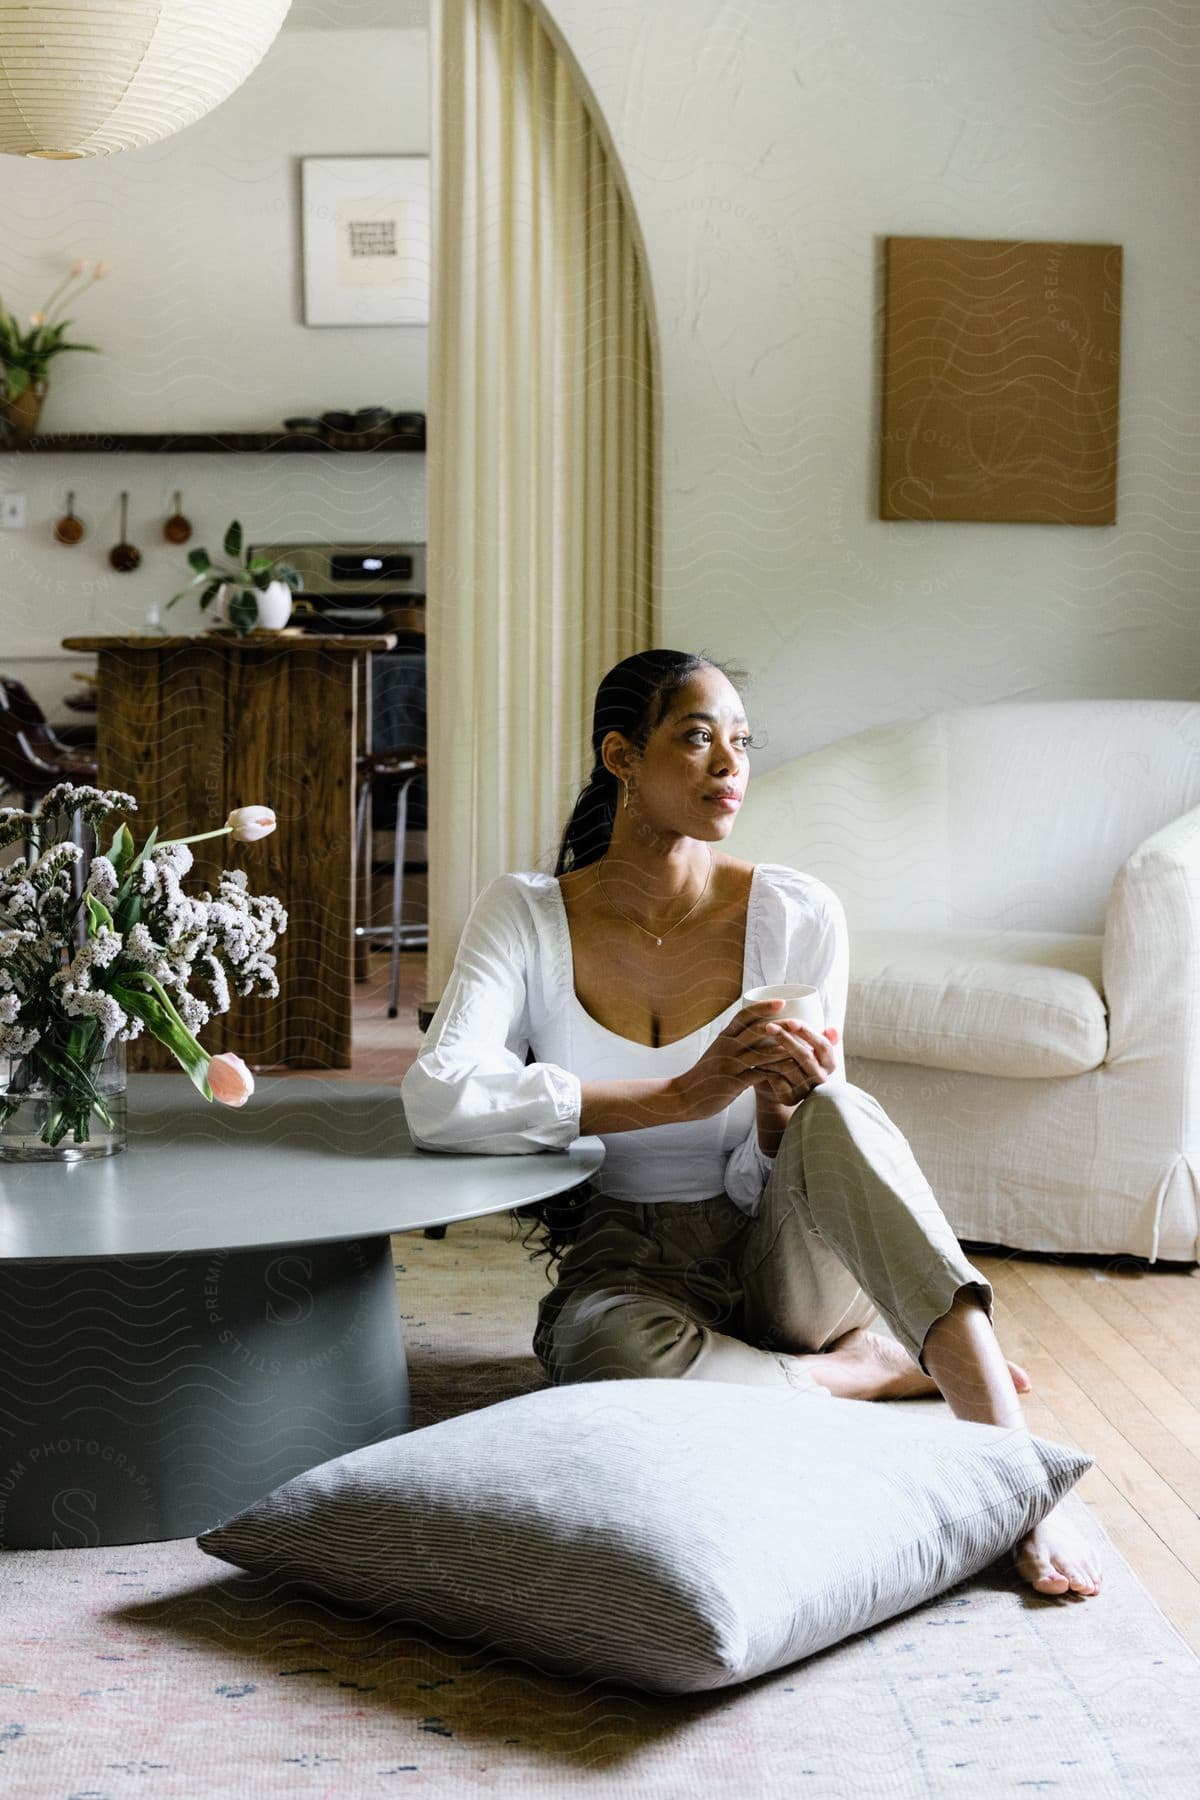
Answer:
[
  {"xmin": 0, "ymin": 27, "xmax": 428, "ymax": 716},
  {"xmin": 9, "ymin": 2, "xmax": 1199, "ymax": 762},
  {"xmin": 539, "ymin": 0, "xmax": 1200, "ymax": 766}
]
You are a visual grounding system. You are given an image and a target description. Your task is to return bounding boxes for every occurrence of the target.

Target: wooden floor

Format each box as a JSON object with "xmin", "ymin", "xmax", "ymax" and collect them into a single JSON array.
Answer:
[
  {"xmin": 356, "ymin": 950, "xmax": 1200, "ymax": 1655},
  {"xmin": 980, "ymin": 1247, "xmax": 1200, "ymax": 1653}
]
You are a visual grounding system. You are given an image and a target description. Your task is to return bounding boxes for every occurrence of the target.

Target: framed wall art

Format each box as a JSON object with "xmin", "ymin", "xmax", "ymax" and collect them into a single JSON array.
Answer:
[
  {"xmin": 300, "ymin": 154, "xmax": 430, "ymax": 327},
  {"xmin": 879, "ymin": 235, "xmax": 1122, "ymax": 525}
]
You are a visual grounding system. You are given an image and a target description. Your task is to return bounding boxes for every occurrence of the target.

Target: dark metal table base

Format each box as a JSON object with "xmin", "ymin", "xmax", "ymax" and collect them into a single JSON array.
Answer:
[{"xmin": 0, "ymin": 1236, "xmax": 410, "ymax": 1551}]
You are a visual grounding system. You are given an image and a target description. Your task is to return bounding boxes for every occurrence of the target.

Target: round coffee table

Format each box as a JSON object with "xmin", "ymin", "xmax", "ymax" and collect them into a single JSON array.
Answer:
[{"xmin": 0, "ymin": 1077, "xmax": 603, "ymax": 1551}]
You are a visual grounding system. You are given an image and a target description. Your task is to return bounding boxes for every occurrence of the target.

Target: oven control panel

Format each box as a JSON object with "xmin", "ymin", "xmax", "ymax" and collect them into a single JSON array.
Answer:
[{"xmin": 249, "ymin": 541, "xmax": 426, "ymax": 639}]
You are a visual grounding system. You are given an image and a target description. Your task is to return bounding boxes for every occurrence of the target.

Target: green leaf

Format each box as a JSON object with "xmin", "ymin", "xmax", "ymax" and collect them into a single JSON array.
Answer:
[
  {"xmin": 84, "ymin": 893, "xmax": 113, "ymax": 935},
  {"xmin": 197, "ymin": 579, "xmax": 223, "ymax": 611},
  {"xmin": 187, "ymin": 547, "xmax": 211, "ymax": 573},
  {"xmin": 223, "ymin": 519, "xmax": 243, "ymax": 561},
  {"xmin": 125, "ymin": 825, "xmax": 159, "ymax": 881},
  {"xmin": 227, "ymin": 589, "xmax": 258, "ymax": 636},
  {"xmin": 274, "ymin": 563, "xmax": 303, "ymax": 590},
  {"xmin": 34, "ymin": 1041, "xmax": 105, "ymax": 1105},
  {"xmin": 166, "ymin": 568, "xmax": 217, "ymax": 608},
  {"xmin": 65, "ymin": 1016, "xmax": 100, "ymax": 1069},
  {"xmin": 246, "ymin": 555, "xmax": 273, "ymax": 572},
  {"xmin": 114, "ymin": 978, "xmax": 212, "ymax": 1099},
  {"xmin": 3, "ymin": 366, "xmax": 29, "ymax": 398},
  {"xmin": 106, "ymin": 821, "xmax": 135, "ymax": 877}
]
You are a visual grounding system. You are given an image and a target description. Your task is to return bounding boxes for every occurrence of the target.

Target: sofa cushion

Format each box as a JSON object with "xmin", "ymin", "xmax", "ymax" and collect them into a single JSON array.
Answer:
[
  {"xmin": 849, "ymin": 929, "xmax": 1108, "ymax": 1077},
  {"xmin": 198, "ymin": 1378, "xmax": 1092, "ymax": 1696}
]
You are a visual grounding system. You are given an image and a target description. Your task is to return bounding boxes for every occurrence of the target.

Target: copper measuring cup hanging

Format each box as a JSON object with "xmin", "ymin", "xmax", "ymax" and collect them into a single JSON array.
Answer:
[
  {"xmin": 163, "ymin": 489, "xmax": 192, "ymax": 544},
  {"xmin": 52, "ymin": 490, "xmax": 85, "ymax": 545},
  {"xmin": 108, "ymin": 490, "xmax": 142, "ymax": 572}
]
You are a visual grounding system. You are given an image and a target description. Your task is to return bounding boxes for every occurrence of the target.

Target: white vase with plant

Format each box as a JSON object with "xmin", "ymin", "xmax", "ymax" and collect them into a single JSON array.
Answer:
[{"xmin": 167, "ymin": 521, "xmax": 303, "ymax": 637}]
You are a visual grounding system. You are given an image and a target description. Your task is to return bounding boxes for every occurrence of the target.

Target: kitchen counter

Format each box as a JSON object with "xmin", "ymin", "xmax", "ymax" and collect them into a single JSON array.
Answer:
[{"xmin": 61, "ymin": 631, "xmax": 398, "ymax": 1068}]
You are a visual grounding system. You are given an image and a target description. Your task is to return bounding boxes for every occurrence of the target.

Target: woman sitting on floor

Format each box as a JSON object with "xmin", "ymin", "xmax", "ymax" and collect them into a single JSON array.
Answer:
[{"xmin": 401, "ymin": 648, "xmax": 1102, "ymax": 1601}]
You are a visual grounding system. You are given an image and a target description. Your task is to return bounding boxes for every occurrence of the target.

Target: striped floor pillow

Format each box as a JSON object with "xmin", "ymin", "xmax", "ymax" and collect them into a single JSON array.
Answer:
[{"xmin": 197, "ymin": 1378, "xmax": 1092, "ymax": 1694}]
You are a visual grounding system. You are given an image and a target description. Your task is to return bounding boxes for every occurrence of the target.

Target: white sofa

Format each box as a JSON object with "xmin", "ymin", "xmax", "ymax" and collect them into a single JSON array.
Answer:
[{"xmin": 730, "ymin": 701, "xmax": 1200, "ymax": 1264}]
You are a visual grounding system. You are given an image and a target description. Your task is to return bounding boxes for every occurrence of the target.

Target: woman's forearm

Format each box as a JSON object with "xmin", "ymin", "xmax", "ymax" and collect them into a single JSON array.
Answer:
[
  {"xmin": 579, "ymin": 1077, "xmax": 692, "ymax": 1135},
  {"xmin": 755, "ymin": 1091, "xmax": 800, "ymax": 1158},
  {"xmin": 579, "ymin": 1078, "xmax": 801, "ymax": 1146}
]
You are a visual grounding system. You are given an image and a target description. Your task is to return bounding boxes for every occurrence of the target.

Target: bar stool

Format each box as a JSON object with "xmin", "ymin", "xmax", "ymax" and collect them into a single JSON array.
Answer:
[{"xmin": 354, "ymin": 750, "xmax": 429, "ymax": 1019}]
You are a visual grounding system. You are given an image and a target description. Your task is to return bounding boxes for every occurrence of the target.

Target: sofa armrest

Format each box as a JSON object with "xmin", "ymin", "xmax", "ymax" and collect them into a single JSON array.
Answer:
[{"xmin": 1103, "ymin": 802, "xmax": 1200, "ymax": 1086}]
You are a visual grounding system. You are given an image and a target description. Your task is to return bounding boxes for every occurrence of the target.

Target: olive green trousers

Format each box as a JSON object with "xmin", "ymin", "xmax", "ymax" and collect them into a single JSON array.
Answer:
[{"xmin": 532, "ymin": 1080, "xmax": 995, "ymax": 1395}]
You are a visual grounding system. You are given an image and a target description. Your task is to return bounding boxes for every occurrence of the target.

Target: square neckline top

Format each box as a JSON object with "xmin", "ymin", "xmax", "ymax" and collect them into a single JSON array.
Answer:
[{"xmin": 549, "ymin": 863, "xmax": 762, "ymax": 1052}]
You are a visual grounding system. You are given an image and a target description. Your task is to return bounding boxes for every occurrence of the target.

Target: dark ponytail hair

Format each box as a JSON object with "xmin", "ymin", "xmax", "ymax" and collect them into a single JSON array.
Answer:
[
  {"xmin": 553, "ymin": 648, "xmax": 744, "ymax": 876},
  {"xmin": 520, "ymin": 648, "xmax": 747, "ymax": 1285}
]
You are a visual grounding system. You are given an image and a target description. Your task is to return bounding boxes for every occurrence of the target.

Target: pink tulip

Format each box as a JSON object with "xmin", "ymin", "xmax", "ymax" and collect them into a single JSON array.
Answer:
[
  {"xmin": 226, "ymin": 806, "xmax": 276, "ymax": 843},
  {"xmin": 28, "ymin": 310, "xmax": 44, "ymax": 326},
  {"xmin": 70, "ymin": 258, "xmax": 91, "ymax": 276},
  {"xmin": 92, "ymin": 259, "xmax": 110, "ymax": 279},
  {"xmin": 208, "ymin": 1052, "xmax": 255, "ymax": 1108}
]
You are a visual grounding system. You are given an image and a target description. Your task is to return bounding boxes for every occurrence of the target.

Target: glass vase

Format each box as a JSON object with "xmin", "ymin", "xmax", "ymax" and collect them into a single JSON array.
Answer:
[{"xmin": 0, "ymin": 1038, "xmax": 127, "ymax": 1162}]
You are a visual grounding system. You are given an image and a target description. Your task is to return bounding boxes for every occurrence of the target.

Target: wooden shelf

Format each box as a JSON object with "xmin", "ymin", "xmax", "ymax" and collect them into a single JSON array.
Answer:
[
  {"xmin": 62, "ymin": 633, "xmax": 398, "ymax": 653},
  {"xmin": 0, "ymin": 430, "xmax": 425, "ymax": 454}
]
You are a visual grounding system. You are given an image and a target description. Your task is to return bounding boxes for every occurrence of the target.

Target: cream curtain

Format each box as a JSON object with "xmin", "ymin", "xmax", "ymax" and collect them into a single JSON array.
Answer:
[{"xmin": 425, "ymin": 0, "xmax": 657, "ymax": 999}]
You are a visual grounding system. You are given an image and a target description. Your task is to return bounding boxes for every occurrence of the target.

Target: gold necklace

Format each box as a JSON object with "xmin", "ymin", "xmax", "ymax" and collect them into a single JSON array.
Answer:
[{"xmin": 594, "ymin": 848, "xmax": 715, "ymax": 947}]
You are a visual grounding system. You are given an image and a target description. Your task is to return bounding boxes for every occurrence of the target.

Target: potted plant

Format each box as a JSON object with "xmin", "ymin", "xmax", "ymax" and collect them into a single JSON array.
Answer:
[
  {"xmin": 166, "ymin": 520, "xmax": 304, "ymax": 636},
  {"xmin": 0, "ymin": 257, "xmax": 107, "ymax": 436}
]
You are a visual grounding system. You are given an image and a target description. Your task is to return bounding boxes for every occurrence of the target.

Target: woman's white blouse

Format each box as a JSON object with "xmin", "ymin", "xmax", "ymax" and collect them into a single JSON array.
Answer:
[{"xmin": 399, "ymin": 862, "xmax": 849, "ymax": 1216}]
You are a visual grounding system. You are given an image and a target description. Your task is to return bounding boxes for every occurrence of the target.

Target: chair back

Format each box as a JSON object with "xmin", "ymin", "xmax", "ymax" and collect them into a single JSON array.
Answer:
[
  {"xmin": 0, "ymin": 676, "xmax": 47, "ymax": 731},
  {"xmin": 0, "ymin": 676, "xmax": 52, "ymax": 792},
  {"xmin": 0, "ymin": 674, "xmax": 99, "ymax": 799}
]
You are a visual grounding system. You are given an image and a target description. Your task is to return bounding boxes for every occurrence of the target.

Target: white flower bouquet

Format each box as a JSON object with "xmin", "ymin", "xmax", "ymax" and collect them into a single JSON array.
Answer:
[{"xmin": 0, "ymin": 783, "xmax": 287, "ymax": 1155}]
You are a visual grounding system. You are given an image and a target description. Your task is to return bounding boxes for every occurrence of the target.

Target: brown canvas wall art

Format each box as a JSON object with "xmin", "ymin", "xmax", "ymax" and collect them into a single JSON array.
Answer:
[{"xmin": 879, "ymin": 236, "xmax": 1122, "ymax": 525}]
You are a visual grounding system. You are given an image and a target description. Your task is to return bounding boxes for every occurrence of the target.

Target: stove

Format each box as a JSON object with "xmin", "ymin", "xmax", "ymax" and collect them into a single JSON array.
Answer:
[{"xmin": 249, "ymin": 540, "xmax": 426, "ymax": 645}]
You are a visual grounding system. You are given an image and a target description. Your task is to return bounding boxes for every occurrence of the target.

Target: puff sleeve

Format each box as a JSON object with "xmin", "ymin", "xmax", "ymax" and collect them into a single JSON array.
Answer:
[
  {"xmin": 399, "ymin": 876, "xmax": 582, "ymax": 1153},
  {"xmin": 723, "ymin": 867, "xmax": 850, "ymax": 1212}
]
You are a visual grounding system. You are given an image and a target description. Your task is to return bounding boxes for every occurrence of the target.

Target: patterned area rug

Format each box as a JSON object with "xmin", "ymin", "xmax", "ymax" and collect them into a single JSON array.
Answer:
[{"xmin": 3, "ymin": 1213, "xmax": 1200, "ymax": 1799}]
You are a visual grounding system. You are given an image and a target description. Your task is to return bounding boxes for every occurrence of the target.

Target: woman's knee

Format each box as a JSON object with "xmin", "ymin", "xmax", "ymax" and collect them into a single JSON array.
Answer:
[
  {"xmin": 540, "ymin": 1286, "xmax": 705, "ymax": 1386},
  {"xmin": 795, "ymin": 1079, "xmax": 874, "ymax": 1123},
  {"xmin": 781, "ymin": 1079, "xmax": 894, "ymax": 1156},
  {"xmin": 770, "ymin": 1080, "xmax": 855, "ymax": 1171}
]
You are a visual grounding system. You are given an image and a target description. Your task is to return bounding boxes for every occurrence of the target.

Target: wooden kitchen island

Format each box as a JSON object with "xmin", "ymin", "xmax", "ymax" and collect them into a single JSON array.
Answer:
[{"xmin": 62, "ymin": 632, "xmax": 396, "ymax": 1069}]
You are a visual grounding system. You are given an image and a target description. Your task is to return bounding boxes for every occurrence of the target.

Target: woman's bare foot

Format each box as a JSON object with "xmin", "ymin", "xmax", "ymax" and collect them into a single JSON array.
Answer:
[
  {"xmin": 794, "ymin": 1325, "xmax": 1032, "ymax": 1403},
  {"xmin": 1014, "ymin": 1512, "xmax": 1103, "ymax": 1597},
  {"xmin": 798, "ymin": 1332, "xmax": 1099, "ymax": 1598},
  {"xmin": 920, "ymin": 1288, "xmax": 1103, "ymax": 1599}
]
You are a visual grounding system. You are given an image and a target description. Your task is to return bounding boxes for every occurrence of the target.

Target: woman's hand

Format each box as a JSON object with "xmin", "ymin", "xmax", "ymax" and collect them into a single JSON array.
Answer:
[
  {"xmin": 750, "ymin": 1022, "xmax": 839, "ymax": 1107},
  {"xmin": 673, "ymin": 1000, "xmax": 810, "ymax": 1122}
]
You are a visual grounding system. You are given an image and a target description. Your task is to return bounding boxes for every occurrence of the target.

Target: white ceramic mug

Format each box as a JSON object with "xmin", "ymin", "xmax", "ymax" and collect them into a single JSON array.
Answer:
[{"xmin": 741, "ymin": 982, "xmax": 824, "ymax": 1032}]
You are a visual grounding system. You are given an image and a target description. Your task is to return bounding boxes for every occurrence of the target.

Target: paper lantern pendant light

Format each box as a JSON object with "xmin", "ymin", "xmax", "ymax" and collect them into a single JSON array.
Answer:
[{"xmin": 0, "ymin": 1, "xmax": 294, "ymax": 159}]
